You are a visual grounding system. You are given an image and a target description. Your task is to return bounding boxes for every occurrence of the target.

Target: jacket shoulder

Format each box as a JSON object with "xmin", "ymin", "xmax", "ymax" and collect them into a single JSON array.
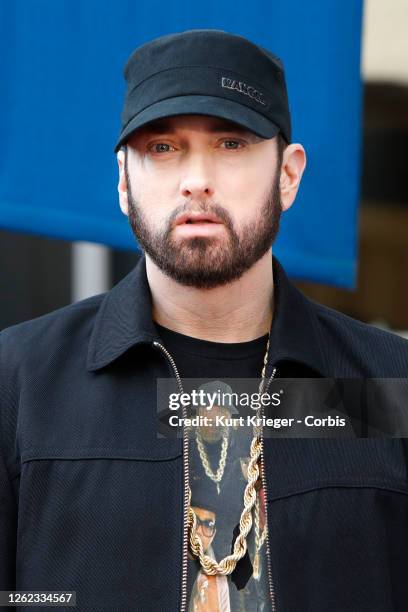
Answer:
[
  {"xmin": 0, "ymin": 293, "xmax": 105, "ymax": 365},
  {"xmin": 0, "ymin": 294, "xmax": 106, "ymax": 474},
  {"xmin": 312, "ymin": 300, "xmax": 408, "ymax": 376}
]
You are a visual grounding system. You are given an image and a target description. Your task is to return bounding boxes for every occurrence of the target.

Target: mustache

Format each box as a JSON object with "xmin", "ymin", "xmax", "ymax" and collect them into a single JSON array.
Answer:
[{"xmin": 167, "ymin": 202, "xmax": 234, "ymax": 231}]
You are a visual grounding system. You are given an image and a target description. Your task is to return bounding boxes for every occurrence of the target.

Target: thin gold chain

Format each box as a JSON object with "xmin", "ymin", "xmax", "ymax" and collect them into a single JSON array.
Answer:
[
  {"xmin": 196, "ymin": 432, "xmax": 229, "ymax": 484},
  {"xmin": 188, "ymin": 337, "xmax": 271, "ymax": 575}
]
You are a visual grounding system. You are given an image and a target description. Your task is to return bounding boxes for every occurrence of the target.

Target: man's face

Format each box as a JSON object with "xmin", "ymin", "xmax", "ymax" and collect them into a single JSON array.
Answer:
[
  {"xmin": 191, "ymin": 506, "xmax": 217, "ymax": 553},
  {"xmin": 121, "ymin": 115, "xmax": 283, "ymax": 289},
  {"xmin": 197, "ymin": 404, "xmax": 231, "ymax": 442}
]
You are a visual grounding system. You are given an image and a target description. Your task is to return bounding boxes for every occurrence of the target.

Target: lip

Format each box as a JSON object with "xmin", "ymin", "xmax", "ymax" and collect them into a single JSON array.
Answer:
[{"xmin": 174, "ymin": 212, "xmax": 224, "ymax": 226}]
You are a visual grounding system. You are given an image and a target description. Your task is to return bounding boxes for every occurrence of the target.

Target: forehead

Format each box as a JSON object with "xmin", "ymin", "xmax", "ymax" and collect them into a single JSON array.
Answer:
[
  {"xmin": 192, "ymin": 506, "xmax": 216, "ymax": 521},
  {"xmin": 135, "ymin": 114, "xmax": 255, "ymax": 136}
]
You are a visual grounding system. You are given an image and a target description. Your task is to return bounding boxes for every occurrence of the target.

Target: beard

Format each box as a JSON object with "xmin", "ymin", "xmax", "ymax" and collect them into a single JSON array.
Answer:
[{"xmin": 125, "ymin": 164, "xmax": 282, "ymax": 290}]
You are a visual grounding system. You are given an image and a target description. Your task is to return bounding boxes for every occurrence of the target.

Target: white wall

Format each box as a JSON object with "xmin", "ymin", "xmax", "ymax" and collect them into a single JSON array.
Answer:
[{"xmin": 362, "ymin": 0, "xmax": 408, "ymax": 83}]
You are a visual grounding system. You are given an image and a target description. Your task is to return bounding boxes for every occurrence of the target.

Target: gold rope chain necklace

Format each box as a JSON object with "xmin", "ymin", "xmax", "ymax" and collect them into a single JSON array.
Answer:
[{"xmin": 188, "ymin": 336, "xmax": 273, "ymax": 575}]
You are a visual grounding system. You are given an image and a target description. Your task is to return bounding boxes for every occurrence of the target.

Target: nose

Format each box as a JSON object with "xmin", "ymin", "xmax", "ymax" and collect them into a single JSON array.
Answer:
[{"xmin": 179, "ymin": 154, "xmax": 215, "ymax": 200}]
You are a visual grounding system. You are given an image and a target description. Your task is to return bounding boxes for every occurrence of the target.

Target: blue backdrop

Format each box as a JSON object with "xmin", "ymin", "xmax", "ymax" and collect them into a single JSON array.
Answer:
[{"xmin": 0, "ymin": 0, "xmax": 364, "ymax": 287}]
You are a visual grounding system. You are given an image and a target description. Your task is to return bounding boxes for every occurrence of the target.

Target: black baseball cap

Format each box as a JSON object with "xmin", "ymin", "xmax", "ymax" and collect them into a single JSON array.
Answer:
[{"xmin": 114, "ymin": 29, "xmax": 292, "ymax": 152}]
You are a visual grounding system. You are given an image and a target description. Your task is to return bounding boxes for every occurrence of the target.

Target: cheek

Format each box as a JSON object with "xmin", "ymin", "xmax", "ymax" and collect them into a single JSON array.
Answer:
[
  {"xmin": 219, "ymin": 155, "xmax": 270, "ymax": 188},
  {"xmin": 217, "ymin": 164, "xmax": 269, "ymax": 219},
  {"xmin": 131, "ymin": 175, "xmax": 177, "ymax": 226}
]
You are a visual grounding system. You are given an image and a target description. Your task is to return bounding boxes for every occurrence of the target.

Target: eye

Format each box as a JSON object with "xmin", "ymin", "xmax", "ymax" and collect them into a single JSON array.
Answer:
[
  {"xmin": 148, "ymin": 143, "xmax": 175, "ymax": 154},
  {"xmin": 221, "ymin": 139, "xmax": 244, "ymax": 150}
]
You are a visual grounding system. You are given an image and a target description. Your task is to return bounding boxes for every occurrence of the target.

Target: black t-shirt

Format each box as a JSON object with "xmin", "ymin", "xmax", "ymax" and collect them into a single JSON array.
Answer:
[
  {"xmin": 156, "ymin": 322, "xmax": 269, "ymax": 379},
  {"xmin": 155, "ymin": 323, "xmax": 271, "ymax": 611}
]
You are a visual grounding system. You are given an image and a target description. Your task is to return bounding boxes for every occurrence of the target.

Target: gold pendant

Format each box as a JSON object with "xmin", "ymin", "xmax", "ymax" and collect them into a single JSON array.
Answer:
[{"xmin": 253, "ymin": 552, "xmax": 260, "ymax": 579}]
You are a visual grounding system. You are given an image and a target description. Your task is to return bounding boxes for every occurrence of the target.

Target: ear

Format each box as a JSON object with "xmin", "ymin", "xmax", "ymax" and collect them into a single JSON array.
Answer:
[
  {"xmin": 117, "ymin": 148, "xmax": 129, "ymax": 216},
  {"xmin": 279, "ymin": 143, "xmax": 307, "ymax": 212}
]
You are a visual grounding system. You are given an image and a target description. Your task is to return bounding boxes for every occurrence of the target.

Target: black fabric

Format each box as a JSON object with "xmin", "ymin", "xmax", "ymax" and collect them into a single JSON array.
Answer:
[
  {"xmin": 230, "ymin": 522, "xmax": 253, "ymax": 590},
  {"xmin": 0, "ymin": 453, "xmax": 17, "ymax": 591},
  {"xmin": 115, "ymin": 29, "xmax": 291, "ymax": 151},
  {"xmin": 154, "ymin": 322, "xmax": 269, "ymax": 379},
  {"xmin": 1, "ymin": 252, "xmax": 408, "ymax": 611}
]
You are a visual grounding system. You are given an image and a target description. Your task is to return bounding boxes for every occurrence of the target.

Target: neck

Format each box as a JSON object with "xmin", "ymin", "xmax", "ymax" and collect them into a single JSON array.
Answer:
[{"xmin": 146, "ymin": 251, "xmax": 274, "ymax": 343}]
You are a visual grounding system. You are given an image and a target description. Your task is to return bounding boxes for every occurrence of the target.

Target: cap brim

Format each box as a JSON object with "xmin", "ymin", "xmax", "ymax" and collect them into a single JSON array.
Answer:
[{"xmin": 114, "ymin": 95, "xmax": 280, "ymax": 152}]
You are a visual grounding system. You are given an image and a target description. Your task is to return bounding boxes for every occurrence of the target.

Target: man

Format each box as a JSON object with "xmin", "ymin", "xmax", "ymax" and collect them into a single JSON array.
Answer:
[{"xmin": 1, "ymin": 29, "xmax": 408, "ymax": 612}]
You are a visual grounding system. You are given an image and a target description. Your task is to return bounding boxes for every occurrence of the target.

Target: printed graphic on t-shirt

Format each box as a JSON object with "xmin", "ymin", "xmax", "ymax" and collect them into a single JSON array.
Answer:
[{"xmin": 187, "ymin": 381, "xmax": 270, "ymax": 612}]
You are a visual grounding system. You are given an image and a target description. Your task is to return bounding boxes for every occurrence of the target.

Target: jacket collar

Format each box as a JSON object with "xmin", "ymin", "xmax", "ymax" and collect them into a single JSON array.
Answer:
[{"xmin": 86, "ymin": 253, "xmax": 329, "ymax": 376}]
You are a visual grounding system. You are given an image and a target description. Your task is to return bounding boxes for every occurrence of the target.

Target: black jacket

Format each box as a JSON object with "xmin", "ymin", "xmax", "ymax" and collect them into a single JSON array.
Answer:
[{"xmin": 1, "ymin": 253, "xmax": 408, "ymax": 611}]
